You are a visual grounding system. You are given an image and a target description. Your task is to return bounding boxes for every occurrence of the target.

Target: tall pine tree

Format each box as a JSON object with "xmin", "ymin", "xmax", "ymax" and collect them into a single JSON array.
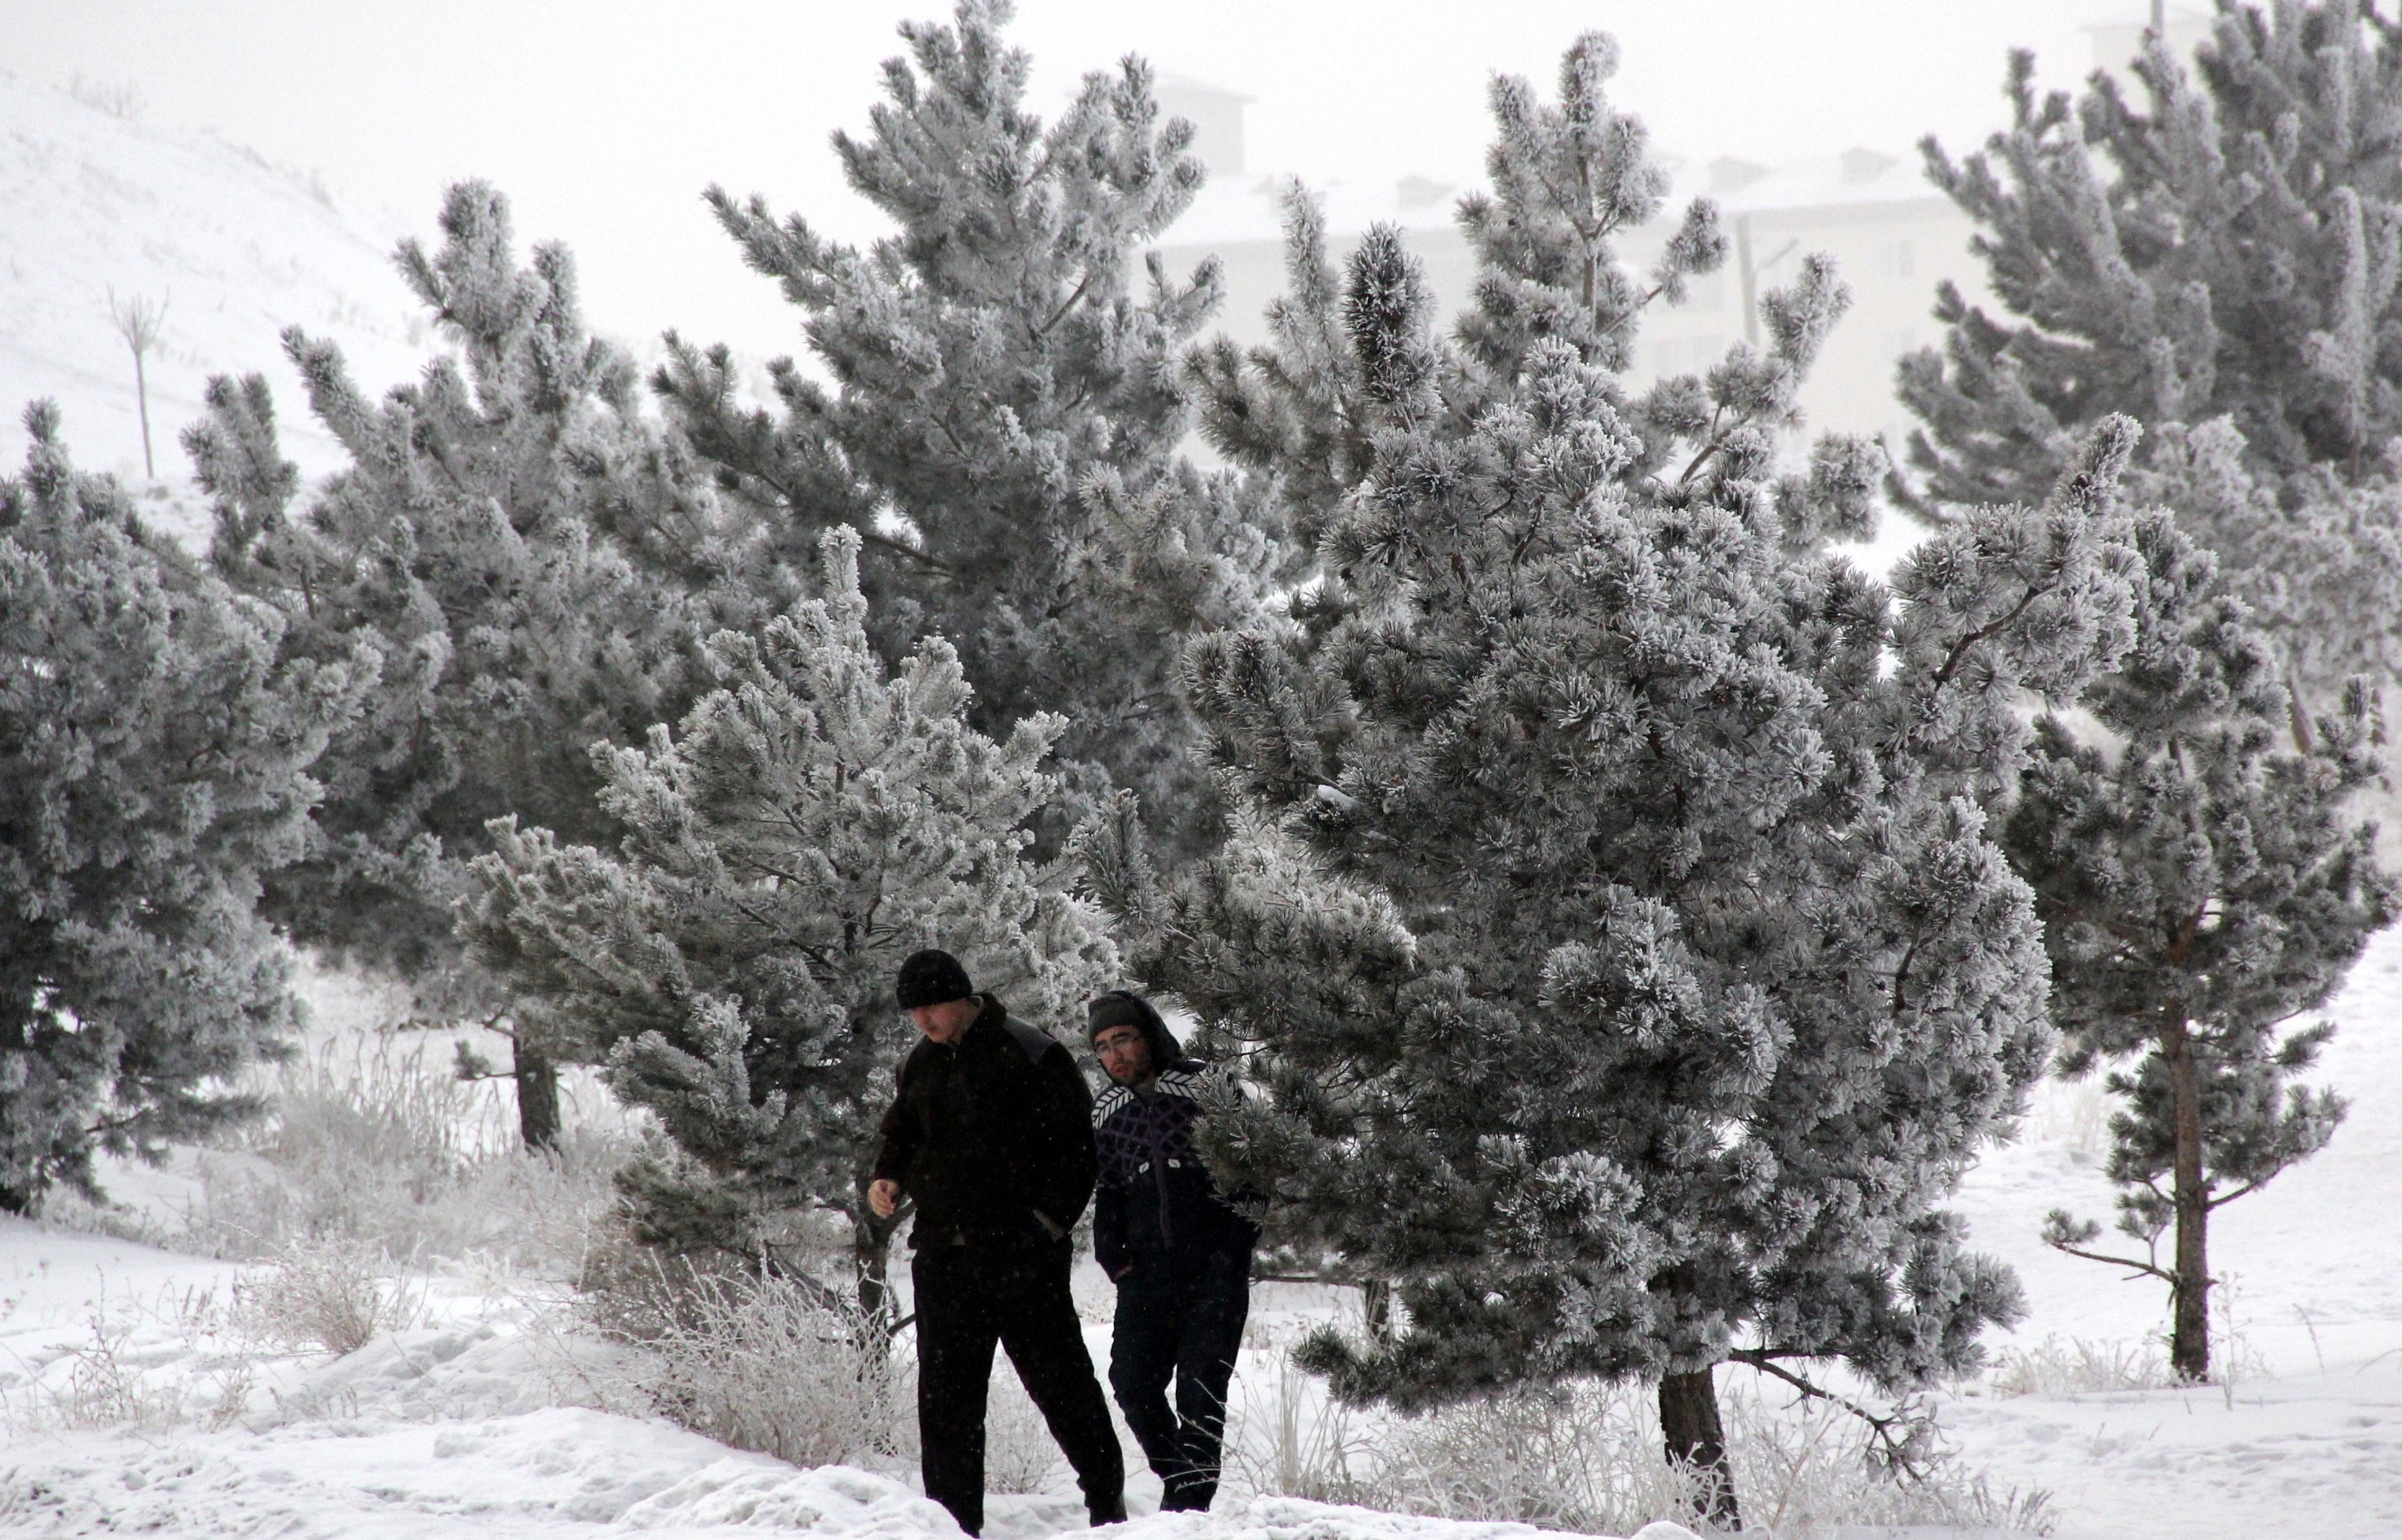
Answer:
[
  {"xmin": 1899, "ymin": 2, "xmax": 2402, "ymax": 711},
  {"xmin": 189, "ymin": 183, "xmax": 759, "ymax": 1146},
  {"xmin": 462, "ymin": 528, "xmax": 1115, "ymax": 1326},
  {"xmin": 1903, "ymin": 2, "xmax": 2402, "ymax": 505},
  {"xmin": 658, "ymin": 0, "xmax": 1285, "ymax": 859},
  {"xmin": 2005, "ymin": 510, "xmax": 2392, "ymax": 1382},
  {"xmin": 0, "ymin": 403, "xmax": 364, "ymax": 1210},
  {"xmin": 1083, "ymin": 32, "xmax": 2145, "ymax": 1523}
]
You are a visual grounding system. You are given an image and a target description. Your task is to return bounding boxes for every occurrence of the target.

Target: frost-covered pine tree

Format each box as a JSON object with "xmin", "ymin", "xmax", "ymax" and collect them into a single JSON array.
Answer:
[
  {"xmin": 1083, "ymin": 33, "xmax": 2144, "ymax": 1522},
  {"xmin": 462, "ymin": 528, "xmax": 1115, "ymax": 1322},
  {"xmin": 1899, "ymin": 4, "xmax": 2402, "ymax": 710},
  {"xmin": 1903, "ymin": 2, "xmax": 2402, "ymax": 505},
  {"xmin": 188, "ymin": 183, "xmax": 756, "ymax": 1147},
  {"xmin": 659, "ymin": 0, "xmax": 1284, "ymax": 859},
  {"xmin": 2130, "ymin": 418, "xmax": 2402, "ymax": 742},
  {"xmin": 0, "ymin": 403, "xmax": 363, "ymax": 1210},
  {"xmin": 2005, "ymin": 510, "xmax": 2392, "ymax": 1382}
]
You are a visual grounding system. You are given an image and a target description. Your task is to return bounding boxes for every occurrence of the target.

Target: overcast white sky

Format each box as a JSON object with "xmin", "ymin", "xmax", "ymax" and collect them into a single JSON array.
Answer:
[{"xmin": 5, "ymin": 2, "xmax": 2158, "ymax": 353}]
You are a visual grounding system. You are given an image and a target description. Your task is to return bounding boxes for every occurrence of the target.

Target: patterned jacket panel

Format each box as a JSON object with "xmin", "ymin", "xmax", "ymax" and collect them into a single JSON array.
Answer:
[{"xmin": 1091, "ymin": 1061, "xmax": 1259, "ymax": 1277}]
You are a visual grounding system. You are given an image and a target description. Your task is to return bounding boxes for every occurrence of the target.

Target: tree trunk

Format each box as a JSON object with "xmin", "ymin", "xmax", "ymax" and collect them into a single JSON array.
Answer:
[
  {"xmin": 855, "ymin": 1209, "xmax": 897, "ymax": 1339},
  {"xmin": 2283, "ymin": 649, "xmax": 2316, "ymax": 754},
  {"xmin": 133, "ymin": 350, "xmax": 154, "ymax": 478},
  {"xmin": 1363, "ymin": 1278, "xmax": 1394, "ymax": 1343},
  {"xmin": 513, "ymin": 1039, "xmax": 561, "ymax": 1152},
  {"xmin": 2163, "ymin": 1019, "xmax": 2212, "ymax": 1382},
  {"xmin": 854, "ymin": 1202, "xmax": 903, "ymax": 1456},
  {"xmin": 1659, "ymin": 1364, "xmax": 1742, "ymax": 1530}
]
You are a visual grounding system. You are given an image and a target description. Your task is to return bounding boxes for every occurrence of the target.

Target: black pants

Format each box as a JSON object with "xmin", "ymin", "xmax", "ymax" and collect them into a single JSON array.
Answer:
[
  {"xmin": 912, "ymin": 1239, "xmax": 1123, "ymax": 1536},
  {"xmin": 1108, "ymin": 1249, "xmax": 1252, "ymax": 1512}
]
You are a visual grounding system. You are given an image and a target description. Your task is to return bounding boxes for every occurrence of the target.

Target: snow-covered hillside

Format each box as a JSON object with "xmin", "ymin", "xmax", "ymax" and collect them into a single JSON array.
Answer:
[{"xmin": 0, "ymin": 72, "xmax": 425, "ymax": 489}]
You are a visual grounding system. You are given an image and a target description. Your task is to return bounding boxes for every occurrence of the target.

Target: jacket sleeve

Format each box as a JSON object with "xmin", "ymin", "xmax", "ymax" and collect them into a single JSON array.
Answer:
[
  {"xmin": 1092, "ymin": 1131, "xmax": 1129, "ymax": 1277},
  {"xmin": 871, "ymin": 1051, "xmax": 920, "ymax": 1189},
  {"xmin": 1026, "ymin": 1042, "xmax": 1099, "ymax": 1232}
]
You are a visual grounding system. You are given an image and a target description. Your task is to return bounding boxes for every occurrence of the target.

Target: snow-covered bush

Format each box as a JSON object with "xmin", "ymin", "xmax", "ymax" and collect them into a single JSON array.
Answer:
[
  {"xmin": 1224, "ymin": 1354, "xmax": 1377, "ymax": 1505},
  {"xmin": 0, "ymin": 1286, "xmax": 254, "ymax": 1435},
  {"xmin": 41, "ymin": 981, "xmax": 639, "ymax": 1274},
  {"xmin": 186, "ymin": 1026, "xmax": 632, "ymax": 1271},
  {"xmin": 984, "ymin": 1367, "xmax": 1068, "ymax": 1495},
  {"xmin": 579, "ymin": 1260, "xmax": 910, "ymax": 1470},
  {"xmin": 237, "ymin": 1234, "xmax": 424, "ymax": 1357},
  {"xmin": 1985, "ymin": 1336, "xmax": 2175, "ymax": 1399}
]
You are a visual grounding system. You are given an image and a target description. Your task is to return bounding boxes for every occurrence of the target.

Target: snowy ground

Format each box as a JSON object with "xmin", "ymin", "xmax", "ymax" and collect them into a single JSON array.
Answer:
[
  {"xmin": 1924, "ymin": 927, "xmax": 2402, "ymax": 1538},
  {"xmin": 10, "ymin": 933, "xmax": 2402, "ymax": 1538},
  {"xmin": 0, "ymin": 1219, "xmax": 1699, "ymax": 1539}
]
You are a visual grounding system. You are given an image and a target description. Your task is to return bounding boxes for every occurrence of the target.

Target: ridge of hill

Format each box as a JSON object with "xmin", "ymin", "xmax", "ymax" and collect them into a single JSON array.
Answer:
[{"xmin": 0, "ymin": 71, "xmax": 426, "ymax": 495}]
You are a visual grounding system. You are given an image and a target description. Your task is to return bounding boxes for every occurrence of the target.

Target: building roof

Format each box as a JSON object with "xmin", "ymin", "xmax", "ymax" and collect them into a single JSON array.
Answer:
[
  {"xmin": 1156, "ymin": 73, "xmax": 1256, "ymax": 106},
  {"xmin": 1156, "ymin": 144, "xmax": 1951, "ymax": 252}
]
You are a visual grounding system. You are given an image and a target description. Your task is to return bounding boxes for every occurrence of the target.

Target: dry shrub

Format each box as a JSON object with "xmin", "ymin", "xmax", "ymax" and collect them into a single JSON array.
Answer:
[
  {"xmin": 31, "ymin": 1317, "xmax": 187, "ymax": 1430},
  {"xmin": 1227, "ymin": 1366, "xmax": 2054, "ymax": 1538},
  {"xmin": 239, "ymin": 1234, "xmax": 424, "ymax": 1356},
  {"xmin": 1987, "ymin": 1335, "xmax": 2175, "ymax": 1398},
  {"xmin": 581, "ymin": 1256, "xmax": 909, "ymax": 1470},
  {"xmin": 71, "ymin": 1028, "xmax": 639, "ymax": 1276},
  {"xmin": 985, "ymin": 1365, "xmax": 1066, "ymax": 1494},
  {"xmin": 1224, "ymin": 1354, "xmax": 1377, "ymax": 1503},
  {"xmin": 0, "ymin": 1286, "xmax": 256, "ymax": 1434}
]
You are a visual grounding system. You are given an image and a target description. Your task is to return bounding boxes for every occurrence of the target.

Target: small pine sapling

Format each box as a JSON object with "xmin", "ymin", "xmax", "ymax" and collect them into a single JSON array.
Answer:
[
  {"xmin": 463, "ymin": 528, "xmax": 1115, "ymax": 1329},
  {"xmin": 2005, "ymin": 510, "xmax": 2394, "ymax": 1383}
]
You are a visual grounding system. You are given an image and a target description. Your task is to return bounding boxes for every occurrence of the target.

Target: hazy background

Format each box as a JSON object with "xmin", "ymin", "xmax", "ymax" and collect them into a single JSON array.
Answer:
[{"xmin": 3, "ymin": 1, "xmax": 2158, "ymax": 354}]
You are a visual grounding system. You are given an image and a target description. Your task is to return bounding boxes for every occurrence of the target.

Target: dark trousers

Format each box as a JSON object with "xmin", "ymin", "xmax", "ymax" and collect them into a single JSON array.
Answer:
[
  {"xmin": 912, "ymin": 1239, "xmax": 1124, "ymax": 1536},
  {"xmin": 1108, "ymin": 1249, "xmax": 1252, "ymax": 1512}
]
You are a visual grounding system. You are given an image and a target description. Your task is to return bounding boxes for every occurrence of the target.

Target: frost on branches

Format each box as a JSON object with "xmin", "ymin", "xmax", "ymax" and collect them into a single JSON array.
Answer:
[
  {"xmin": 660, "ymin": 0, "xmax": 1286, "ymax": 860},
  {"xmin": 2008, "ymin": 510, "xmax": 2394, "ymax": 1383},
  {"xmin": 0, "ymin": 404, "xmax": 364, "ymax": 1211},
  {"xmin": 463, "ymin": 528, "xmax": 1115, "ymax": 1323},
  {"xmin": 1901, "ymin": 2, "xmax": 2402, "ymax": 713},
  {"xmin": 187, "ymin": 183, "xmax": 757, "ymax": 1145},
  {"xmin": 1083, "ymin": 29, "xmax": 2144, "ymax": 1522}
]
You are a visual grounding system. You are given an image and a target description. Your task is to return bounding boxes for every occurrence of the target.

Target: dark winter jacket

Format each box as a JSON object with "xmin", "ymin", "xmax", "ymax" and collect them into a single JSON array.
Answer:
[
  {"xmin": 873, "ymin": 994, "xmax": 1098, "ymax": 1250},
  {"xmin": 1092, "ymin": 1057, "xmax": 1260, "ymax": 1279}
]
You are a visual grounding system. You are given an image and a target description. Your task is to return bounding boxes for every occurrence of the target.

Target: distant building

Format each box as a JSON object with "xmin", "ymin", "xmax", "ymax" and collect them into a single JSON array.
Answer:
[
  {"xmin": 1156, "ymin": 75, "xmax": 1252, "ymax": 177},
  {"xmin": 1154, "ymin": 97, "xmax": 1987, "ymax": 455},
  {"xmin": 2086, "ymin": 6, "xmax": 2216, "ymax": 77},
  {"xmin": 1628, "ymin": 146, "xmax": 1982, "ymax": 449}
]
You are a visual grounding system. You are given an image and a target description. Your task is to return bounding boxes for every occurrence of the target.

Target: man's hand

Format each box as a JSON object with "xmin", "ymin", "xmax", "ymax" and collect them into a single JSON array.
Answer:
[{"xmin": 869, "ymin": 1179, "xmax": 901, "ymax": 1219}]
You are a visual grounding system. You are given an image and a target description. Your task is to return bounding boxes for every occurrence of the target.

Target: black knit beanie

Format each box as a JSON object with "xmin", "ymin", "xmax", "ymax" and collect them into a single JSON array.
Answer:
[
  {"xmin": 896, "ymin": 949, "xmax": 975, "ymax": 1009},
  {"xmin": 1087, "ymin": 989, "xmax": 1181, "ymax": 1063}
]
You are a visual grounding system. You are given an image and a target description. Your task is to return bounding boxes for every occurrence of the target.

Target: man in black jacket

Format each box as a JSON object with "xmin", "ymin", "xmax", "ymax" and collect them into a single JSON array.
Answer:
[
  {"xmin": 869, "ymin": 950, "xmax": 1124, "ymax": 1536},
  {"xmin": 1088, "ymin": 990, "xmax": 1259, "ymax": 1514}
]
